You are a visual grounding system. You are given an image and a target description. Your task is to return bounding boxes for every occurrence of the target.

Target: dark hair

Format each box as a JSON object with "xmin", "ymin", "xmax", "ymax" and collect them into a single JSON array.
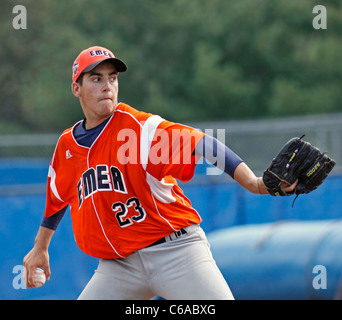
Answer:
[{"xmin": 76, "ymin": 73, "xmax": 84, "ymax": 85}]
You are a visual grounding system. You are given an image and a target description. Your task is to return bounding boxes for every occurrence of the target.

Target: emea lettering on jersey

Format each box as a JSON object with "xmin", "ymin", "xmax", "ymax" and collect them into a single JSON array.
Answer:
[{"xmin": 77, "ymin": 165, "xmax": 127, "ymax": 208}]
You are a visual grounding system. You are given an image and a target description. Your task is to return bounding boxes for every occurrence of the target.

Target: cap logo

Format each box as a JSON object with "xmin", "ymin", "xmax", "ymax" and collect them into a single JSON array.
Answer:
[
  {"xmin": 89, "ymin": 49, "xmax": 113, "ymax": 58},
  {"xmin": 73, "ymin": 61, "xmax": 79, "ymax": 75}
]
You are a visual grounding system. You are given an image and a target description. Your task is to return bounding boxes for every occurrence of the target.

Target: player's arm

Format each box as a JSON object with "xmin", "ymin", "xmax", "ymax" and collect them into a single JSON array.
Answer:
[
  {"xmin": 23, "ymin": 206, "xmax": 67, "ymax": 288},
  {"xmin": 233, "ymin": 162, "xmax": 267, "ymax": 194},
  {"xmin": 233, "ymin": 160, "xmax": 297, "ymax": 194},
  {"xmin": 195, "ymin": 135, "xmax": 297, "ymax": 194},
  {"xmin": 194, "ymin": 135, "xmax": 243, "ymax": 177},
  {"xmin": 23, "ymin": 226, "xmax": 54, "ymax": 288}
]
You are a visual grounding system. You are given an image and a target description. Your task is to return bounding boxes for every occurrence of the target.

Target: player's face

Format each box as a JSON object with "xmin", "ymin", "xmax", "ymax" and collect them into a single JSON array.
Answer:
[{"xmin": 72, "ymin": 61, "xmax": 119, "ymax": 129}]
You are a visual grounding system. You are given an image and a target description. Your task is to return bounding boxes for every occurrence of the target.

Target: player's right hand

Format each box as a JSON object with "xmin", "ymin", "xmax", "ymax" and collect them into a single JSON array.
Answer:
[{"xmin": 23, "ymin": 247, "xmax": 51, "ymax": 288}]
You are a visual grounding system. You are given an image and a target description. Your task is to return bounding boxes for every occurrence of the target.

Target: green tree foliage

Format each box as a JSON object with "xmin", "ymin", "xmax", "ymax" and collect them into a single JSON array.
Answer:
[{"xmin": 0, "ymin": 0, "xmax": 341, "ymax": 133}]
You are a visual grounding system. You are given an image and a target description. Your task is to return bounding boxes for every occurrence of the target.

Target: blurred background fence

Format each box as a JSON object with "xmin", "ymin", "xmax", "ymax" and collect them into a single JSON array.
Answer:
[
  {"xmin": 1, "ymin": 112, "xmax": 342, "ymax": 172},
  {"xmin": 191, "ymin": 112, "xmax": 342, "ymax": 178}
]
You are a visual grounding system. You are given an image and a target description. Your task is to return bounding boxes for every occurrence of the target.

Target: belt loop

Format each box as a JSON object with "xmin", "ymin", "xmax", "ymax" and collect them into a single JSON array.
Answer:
[{"xmin": 147, "ymin": 227, "xmax": 189, "ymax": 248}]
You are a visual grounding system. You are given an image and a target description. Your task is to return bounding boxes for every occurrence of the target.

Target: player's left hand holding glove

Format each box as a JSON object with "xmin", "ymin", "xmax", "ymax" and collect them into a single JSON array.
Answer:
[{"xmin": 262, "ymin": 136, "xmax": 336, "ymax": 200}]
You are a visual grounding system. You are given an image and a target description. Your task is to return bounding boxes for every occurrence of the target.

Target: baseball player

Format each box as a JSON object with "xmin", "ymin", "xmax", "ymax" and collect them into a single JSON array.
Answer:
[{"xmin": 23, "ymin": 46, "xmax": 297, "ymax": 299}]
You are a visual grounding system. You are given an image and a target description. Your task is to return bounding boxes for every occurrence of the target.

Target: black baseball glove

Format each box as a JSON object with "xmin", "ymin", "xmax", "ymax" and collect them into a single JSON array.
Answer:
[{"xmin": 263, "ymin": 136, "xmax": 336, "ymax": 198}]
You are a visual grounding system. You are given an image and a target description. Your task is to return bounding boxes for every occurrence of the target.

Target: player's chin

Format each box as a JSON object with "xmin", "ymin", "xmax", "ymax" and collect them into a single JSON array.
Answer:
[{"xmin": 98, "ymin": 100, "xmax": 116, "ymax": 113}]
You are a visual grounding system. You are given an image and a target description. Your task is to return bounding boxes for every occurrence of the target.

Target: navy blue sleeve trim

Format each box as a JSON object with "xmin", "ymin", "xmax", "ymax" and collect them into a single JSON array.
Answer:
[
  {"xmin": 40, "ymin": 206, "xmax": 68, "ymax": 231},
  {"xmin": 195, "ymin": 135, "xmax": 243, "ymax": 178}
]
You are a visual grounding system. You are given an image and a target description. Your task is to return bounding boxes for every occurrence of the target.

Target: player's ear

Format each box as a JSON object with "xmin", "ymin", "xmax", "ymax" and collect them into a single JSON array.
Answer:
[{"xmin": 71, "ymin": 82, "xmax": 81, "ymax": 98}]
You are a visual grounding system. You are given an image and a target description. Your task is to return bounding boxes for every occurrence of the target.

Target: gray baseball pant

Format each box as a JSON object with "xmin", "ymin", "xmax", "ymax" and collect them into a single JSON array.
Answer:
[{"xmin": 78, "ymin": 224, "xmax": 234, "ymax": 300}]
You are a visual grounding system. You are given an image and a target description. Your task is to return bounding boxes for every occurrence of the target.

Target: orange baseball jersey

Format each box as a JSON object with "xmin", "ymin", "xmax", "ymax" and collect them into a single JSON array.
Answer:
[{"xmin": 44, "ymin": 103, "xmax": 206, "ymax": 259}]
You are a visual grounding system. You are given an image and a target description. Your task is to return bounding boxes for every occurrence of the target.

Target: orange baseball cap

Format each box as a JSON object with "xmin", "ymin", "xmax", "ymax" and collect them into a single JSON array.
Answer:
[{"xmin": 72, "ymin": 46, "xmax": 127, "ymax": 82}]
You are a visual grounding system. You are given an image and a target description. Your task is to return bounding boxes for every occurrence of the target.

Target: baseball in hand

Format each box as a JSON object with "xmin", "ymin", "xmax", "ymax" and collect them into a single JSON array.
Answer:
[{"xmin": 33, "ymin": 268, "xmax": 46, "ymax": 288}]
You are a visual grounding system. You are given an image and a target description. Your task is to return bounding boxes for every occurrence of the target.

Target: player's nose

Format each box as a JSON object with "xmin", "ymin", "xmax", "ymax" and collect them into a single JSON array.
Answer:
[{"xmin": 102, "ymin": 80, "xmax": 111, "ymax": 92}]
